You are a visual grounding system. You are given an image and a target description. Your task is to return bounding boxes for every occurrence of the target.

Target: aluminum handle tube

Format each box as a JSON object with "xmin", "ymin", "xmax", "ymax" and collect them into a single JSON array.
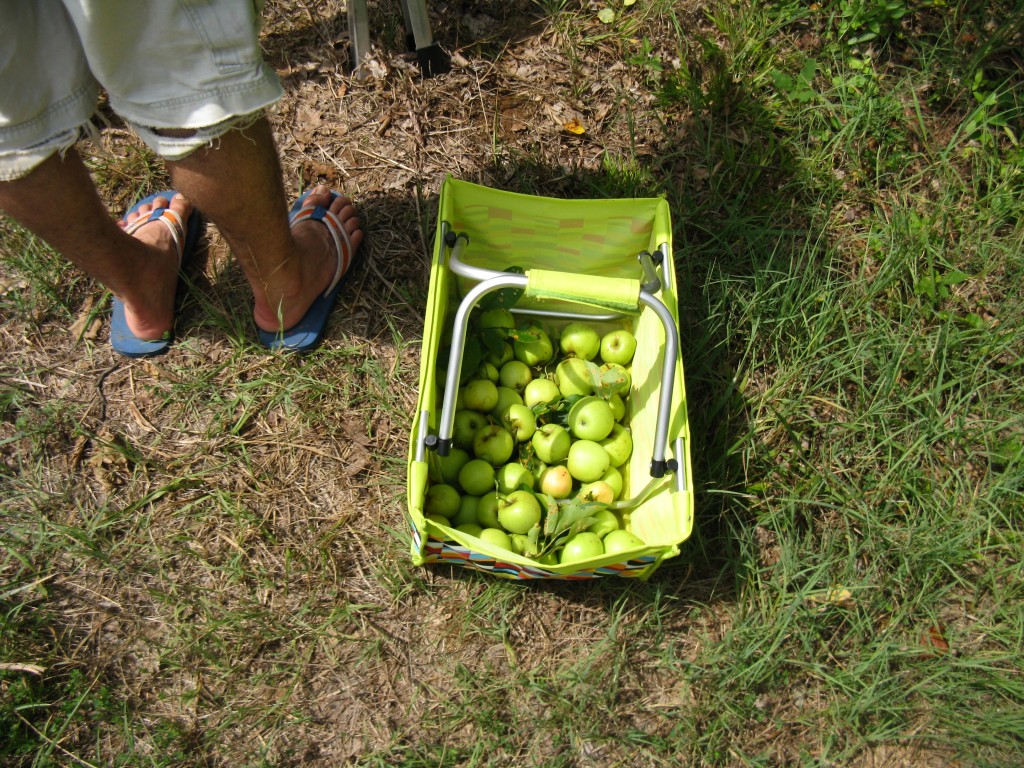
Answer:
[
  {"xmin": 638, "ymin": 290, "xmax": 679, "ymax": 478},
  {"xmin": 638, "ymin": 251, "xmax": 662, "ymax": 294},
  {"xmin": 433, "ymin": 274, "xmax": 530, "ymax": 454},
  {"xmin": 430, "ymin": 283, "xmax": 678, "ymax": 482},
  {"xmin": 447, "ymin": 233, "xmax": 500, "ymax": 284}
]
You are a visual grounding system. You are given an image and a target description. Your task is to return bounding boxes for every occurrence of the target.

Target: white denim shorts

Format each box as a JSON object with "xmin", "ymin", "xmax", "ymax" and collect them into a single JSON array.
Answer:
[{"xmin": 0, "ymin": 0, "xmax": 285, "ymax": 180}]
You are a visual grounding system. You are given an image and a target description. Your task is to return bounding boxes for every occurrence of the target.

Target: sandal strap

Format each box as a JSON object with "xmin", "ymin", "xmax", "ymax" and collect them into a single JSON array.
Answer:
[
  {"xmin": 289, "ymin": 202, "xmax": 353, "ymax": 298},
  {"xmin": 124, "ymin": 207, "xmax": 186, "ymax": 266}
]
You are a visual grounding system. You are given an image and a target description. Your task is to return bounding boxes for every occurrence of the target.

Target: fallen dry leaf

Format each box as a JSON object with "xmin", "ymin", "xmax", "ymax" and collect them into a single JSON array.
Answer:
[
  {"xmin": 70, "ymin": 296, "xmax": 103, "ymax": 341},
  {"xmin": 807, "ymin": 587, "xmax": 856, "ymax": 610},
  {"xmin": 129, "ymin": 402, "xmax": 158, "ymax": 433},
  {"xmin": 562, "ymin": 118, "xmax": 586, "ymax": 135},
  {"xmin": 920, "ymin": 624, "xmax": 950, "ymax": 656}
]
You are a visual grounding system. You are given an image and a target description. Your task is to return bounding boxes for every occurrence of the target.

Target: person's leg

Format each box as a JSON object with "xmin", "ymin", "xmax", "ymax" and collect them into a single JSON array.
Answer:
[
  {"xmin": 55, "ymin": 0, "xmax": 363, "ymax": 337},
  {"xmin": 0, "ymin": 1, "xmax": 192, "ymax": 345},
  {"xmin": 163, "ymin": 117, "xmax": 363, "ymax": 334},
  {"xmin": 0, "ymin": 148, "xmax": 191, "ymax": 342}
]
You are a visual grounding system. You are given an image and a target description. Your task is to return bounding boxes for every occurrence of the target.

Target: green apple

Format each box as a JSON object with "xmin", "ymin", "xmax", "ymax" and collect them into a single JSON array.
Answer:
[
  {"xmin": 603, "ymin": 529, "xmax": 645, "ymax": 555},
  {"xmin": 510, "ymin": 533, "xmax": 531, "ymax": 555},
  {"xmin": 587, "ymin": 508, "xmax": 620, "ymax": 538},
  {"xmin": 431, "ymin": 447, "xmax": 469, "ymax": 485},
  {"xmin": 426, "ymin": 513, "xmax": 452, "ymax": 528},
  {"xmin": 489, "ymin": 386, "xmax": 524, "ymax": 420},
  {"xmin": 501, "ymin": 403, "xmax": 537, "ymax": 442},
  {"xmin": 452, "ymin": 495, "xmax": 480, "ymax": 527},
  {"xmin": 456, "ymin": 523, "xmax": 484, "ymax": 538},
  {"xmin": 555, "ymin": 357, "xmax": 595, "ymax": 398},
  {"xmin": 559, "ymin": 532, "xmax": 604, "ymax": 563},
  {"xmin": 599, "ymin": 423, "xmax": 633, "ymax": 468},
  {"xmin": 523, "ymin": 377, "xmax": 561, "ymax": 409},
  {"xmin": 567, "ymin": 440, "xmax": 610, "ymax": 482},
  {"xmin": 475, "ymin": 361, "xmax": 499, "ymax": 383},
  {"xmin": 531, "ymin": 423, "xmax": 572, "ymax": 464},
  {"xmin": 463, "ymin": 378, "xmax": 499, "ymax": 412},
  {"xmin": 608, "ymin": 392, "xmax": 626, "ymax": 422},
  {"xmin": 539, "ymin": 464, "xmax": 573, "ymax": 499},
  {"xmin": 480, "ymin": 307, "xmax": 515, "ymax": 330},
  {"xmin": 576, "ymin": 480, "xmax": 615, "ymax": 505},
  {"xmin": 496, "ymin": 462, "xmax": 535, "ymax": 494},
  {"xmin": 513, "ymin": 324, "xmax": 554, "ymax": 366},
  {"xmin": 452, "ymin": 410, "xmax": 488, "ymax": 451},
  {"xmin": 600, "ymin": 329, "xmax": 637, "ymax": 365},
  {"xmin": 598, "ymin": 362, "xmax": 631, "ymax": 396},
  {"xmin": 458, "ymin": 458, "xmax": 496, "ymax": 496},
  {"xmin": 499, "ymin": 360, "xmax": 532, "ymax": 392},
  {"xmin": 567, "ymin": 396, "xmax": 615, "ymax": 441},
  {"xmin": 486, "ymin": 341, "xmax": 514, "ymax": 368},
  {"xmin": 424, "ymin": 483, "xmax": 461, "ymax": 518},
  {"xmin": 473, "ymin": 425, "xmax": 515, "ymax": 466},
  {"xmin": 479, "ymin": 527, "xmax": 513, "ymax": 551},
  {"xmin": 497, "ymin": 490, "xmax": 542, "ymax": 534},
  {"xmin": 473, "ymin": 493, "xmax": 501, "ymax": 528},
  {"xmin": 537, "ymin": 551, "xmax": 559, "ymax": 566},
  {"xmin": 477, "ymin": 492, "xmax": 502, "ymax": 528},
  {"xmin": 558, "ymin": 321, "xmax": 601, "ymax": 361},
  {"xmin": 600, "ymin": 466, "xmax": 623, "ymax": 499}
]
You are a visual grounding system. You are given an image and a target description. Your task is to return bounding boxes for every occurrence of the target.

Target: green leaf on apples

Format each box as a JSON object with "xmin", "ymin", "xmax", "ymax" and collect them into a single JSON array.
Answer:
[
  {"xmin": 537, "ymin": 493, "xmax": 600, "ymax": 557},
  {"xmin": 540, "ymin": 394, "xmax": 583, "ymax": 426},
  {"xmin": 506, "ymin": 326, "xmax": 540, "ymax": 344},
  {"xmin": 480, "ymin": 327, "xmax": 508, "ymax": 358},
  {"xmin": 596, "ymin": 365, "xmax": 628, "ymax": 399},
  {"xmin": 479, "ymin": 266, "xmax": 525, "ymax": 310},
  {"xmin": 522, "ymin": 441, "xmax": 541, "ymax": 468},
  {"xmin": 580, "ymin": 359, "xmax": 605, "ymax": 391},
  {"xmin": 459, "ymin": 337, "xmax": 482, "ymax": 379},
  {"xmin": 525, "ymin": 521, "xmax": 542, "ymax": 558}
]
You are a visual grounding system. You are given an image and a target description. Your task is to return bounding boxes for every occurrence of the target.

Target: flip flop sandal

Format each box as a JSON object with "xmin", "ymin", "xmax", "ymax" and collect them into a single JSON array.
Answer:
[
  {"xmin": 110, "ymin": 191, "xmax": 202, "ymax": 358},
  {"xmin": 258, "ymin": 189, "xmax": 358, "ymax": 352}
]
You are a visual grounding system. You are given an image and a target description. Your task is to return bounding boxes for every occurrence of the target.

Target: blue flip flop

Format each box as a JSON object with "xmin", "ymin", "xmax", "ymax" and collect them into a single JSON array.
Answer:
[
  {"xmin": 258, "ymin": 188, "xmax": 358, "ymax": 352},
  {"xmin": 110, "ymin": 191, "xmax": 202, "ymax": 358}
]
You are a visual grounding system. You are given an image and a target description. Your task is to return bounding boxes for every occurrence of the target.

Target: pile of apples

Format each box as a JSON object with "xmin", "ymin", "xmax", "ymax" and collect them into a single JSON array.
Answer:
[{"xmin": 425, "ymin": 308, "xmax": 646, "ymax": 566}]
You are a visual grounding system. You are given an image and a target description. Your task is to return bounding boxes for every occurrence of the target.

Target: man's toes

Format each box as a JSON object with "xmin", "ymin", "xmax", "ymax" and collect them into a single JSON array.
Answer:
[
  {"xmin": 167, "ymin": 193, "xmax": 192, "ymax": 219},
  {"xmin": 344, "ymin": 215, "xmax": 361, "ymax": 238},
  {"xmin": 328, "ymin": 194, "xmax": 353, "ymax": 215},
  {"xmin": 122, "ymin": 195, "xmax": 171, "ymax": 227},
  {"xmin": 303, "ymin": 184, "xmax": 333, "ymax": 209},
  {"xmin": 140, "ymin": 195, "xmax": 172, "ymax": 216}
]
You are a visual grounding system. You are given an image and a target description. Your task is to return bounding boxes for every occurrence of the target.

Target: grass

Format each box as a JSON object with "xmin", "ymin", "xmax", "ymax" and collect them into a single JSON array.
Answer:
[{"xmin": 2, "ymin": 0, "xmax": 1023, "ymax": 765}]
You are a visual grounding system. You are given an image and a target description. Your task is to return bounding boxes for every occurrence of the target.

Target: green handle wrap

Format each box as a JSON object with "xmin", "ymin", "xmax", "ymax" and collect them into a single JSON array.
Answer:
[{"xmin": 526, "ymin": 269, "xmax": 641, "ymax": 312}]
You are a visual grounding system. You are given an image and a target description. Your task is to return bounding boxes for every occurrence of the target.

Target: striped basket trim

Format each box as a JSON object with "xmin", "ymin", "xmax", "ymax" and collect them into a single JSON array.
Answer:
[{"xmin": 420, "ymin": 533, "xmax": 656, "ymax": 580}]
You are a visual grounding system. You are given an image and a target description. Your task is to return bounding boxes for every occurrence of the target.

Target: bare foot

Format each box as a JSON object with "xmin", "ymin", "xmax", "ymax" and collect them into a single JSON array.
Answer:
[
  {"xmin": 251, "ymin": 184, "xmax": 363, "ymax": 334},
  {"xmin": 116, "ymin": 193, "xmax": 193, "ymax": 340}
]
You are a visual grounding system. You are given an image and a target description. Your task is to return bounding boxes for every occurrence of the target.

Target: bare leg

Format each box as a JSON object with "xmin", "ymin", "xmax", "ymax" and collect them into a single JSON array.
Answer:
[
  {"xmin": 164, "ymin": 116, "xmax": 363, "ymax": 333},
  {"xmin": 0, "ymin": 148, "xmax": 189, "ymax": 341}
]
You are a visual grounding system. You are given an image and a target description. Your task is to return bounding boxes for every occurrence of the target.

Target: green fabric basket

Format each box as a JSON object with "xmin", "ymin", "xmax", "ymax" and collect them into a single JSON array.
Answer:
[{"xmin": 407, "ymin": 178, "xmax": 693, "ymax": 580}]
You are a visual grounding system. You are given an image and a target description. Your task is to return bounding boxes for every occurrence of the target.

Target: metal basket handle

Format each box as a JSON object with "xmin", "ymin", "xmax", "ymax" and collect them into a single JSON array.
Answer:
[{"xmin": 423, "ymin": 233, "xmax": 682, "ymax": 481}]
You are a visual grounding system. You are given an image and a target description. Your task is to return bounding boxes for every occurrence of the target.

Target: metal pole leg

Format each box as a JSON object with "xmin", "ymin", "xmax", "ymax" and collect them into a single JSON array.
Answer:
[
  {"xmin": 398, "ymin": 0, "xmax": 450, "ymax": 76},
  {"xmin": 348, "ymin": 0, "xmax": 372, "ymax": 79}
]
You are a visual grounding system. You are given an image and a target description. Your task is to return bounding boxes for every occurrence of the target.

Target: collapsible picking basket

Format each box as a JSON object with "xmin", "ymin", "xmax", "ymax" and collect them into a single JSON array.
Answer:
[{"xmin": 407, "ymin": 178, "xmax": 693, "ymax": 580}]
